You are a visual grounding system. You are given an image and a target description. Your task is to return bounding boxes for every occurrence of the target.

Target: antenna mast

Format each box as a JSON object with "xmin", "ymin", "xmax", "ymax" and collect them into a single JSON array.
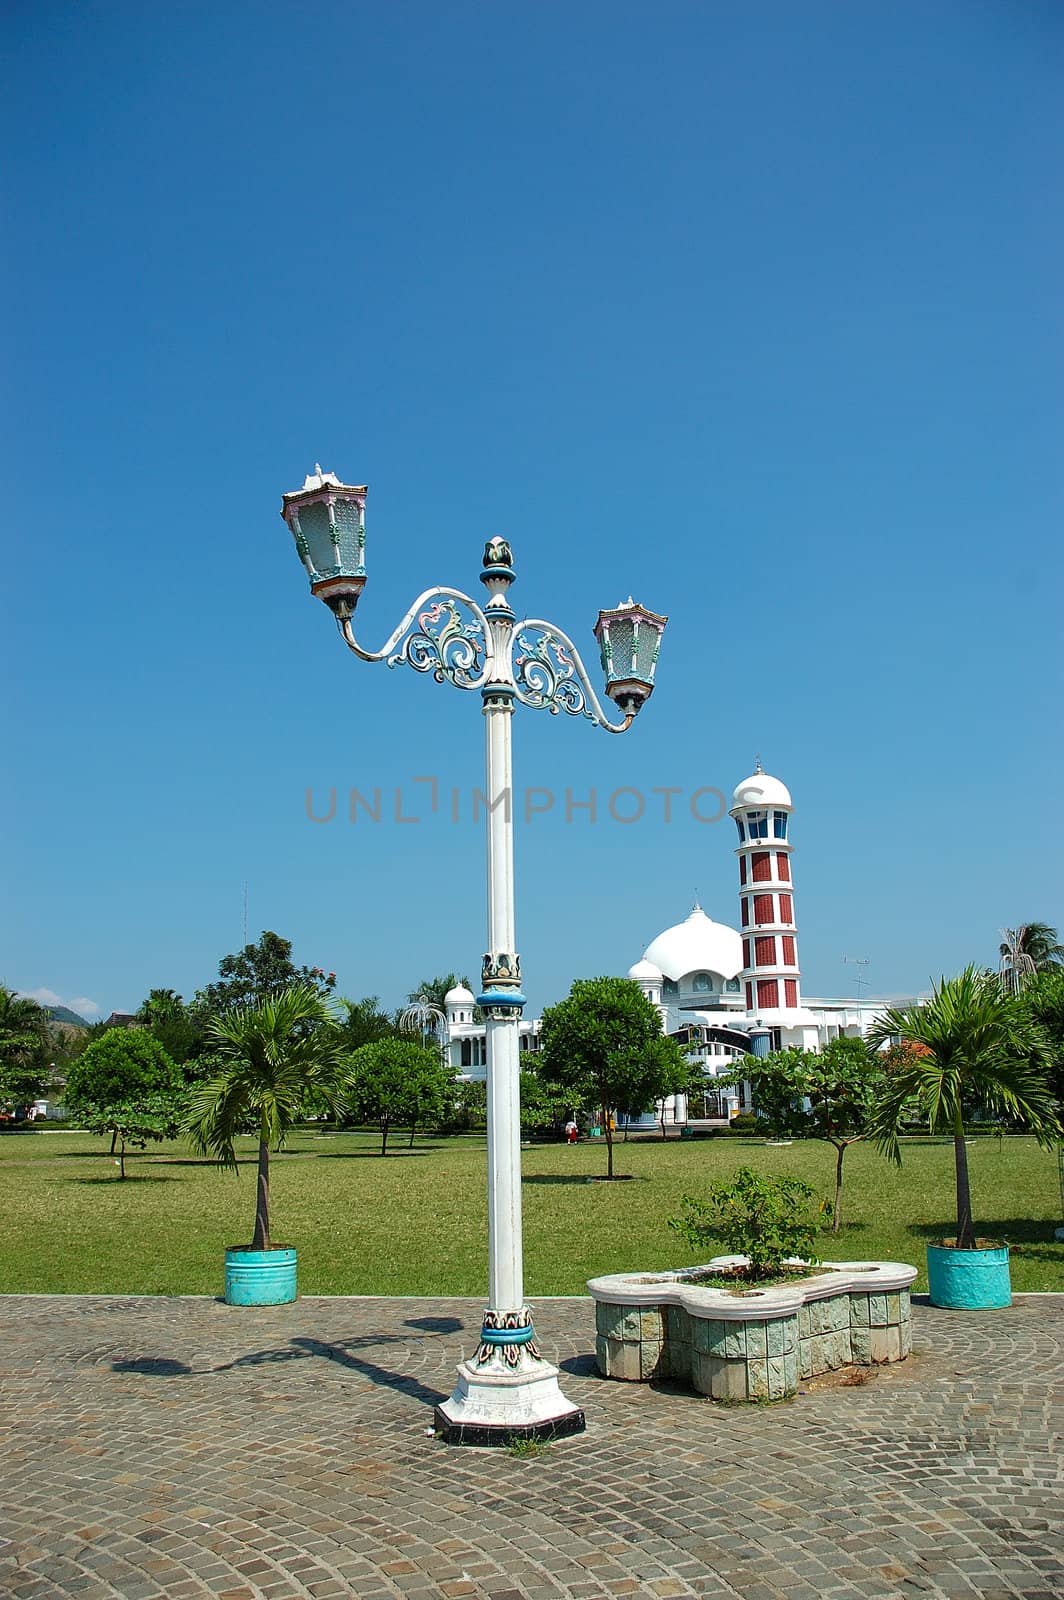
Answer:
[{"xmin": 842, "ymin": 956, "xmax": 870, "ymax": 1001}]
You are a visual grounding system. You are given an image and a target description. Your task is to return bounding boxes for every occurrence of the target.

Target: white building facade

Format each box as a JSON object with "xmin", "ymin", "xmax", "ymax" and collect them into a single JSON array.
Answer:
[{"xmin": 442, "ymin": 763, "xmax": 894, "ymax": 1129}]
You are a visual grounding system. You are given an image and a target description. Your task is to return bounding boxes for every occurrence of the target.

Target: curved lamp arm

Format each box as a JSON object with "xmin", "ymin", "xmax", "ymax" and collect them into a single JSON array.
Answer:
[
  {"xmin": 338, "ymin": 586, "xmax": 493, "ymax": 691},
  {"xmin": 510, "ymin": 617, "xmax": 634, "ymax": 733}
]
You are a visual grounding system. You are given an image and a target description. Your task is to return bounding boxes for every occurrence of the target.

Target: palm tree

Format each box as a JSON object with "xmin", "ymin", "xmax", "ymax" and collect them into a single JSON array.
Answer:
[
  {"xmin": 0, "ymin": 987, "xmax": 52, "ymax": 1114},
  {"xmin": 0, "ymin": 986, "xmax": 50, "ymax": 1062},
  {"xmin": 185, "ymin": 984, "xmax": 342, "ymax": 1251},
  {"xmin": 407, "ymin": 974, "xmax": 472, "ymax": 1010},
  {"xmin": 999, "ymin": 923, "xmax": 1064, "ymax": 985},
  {"xmin": 867, "ymin": 967, "xmax": 1060, "ymax": 1248}
]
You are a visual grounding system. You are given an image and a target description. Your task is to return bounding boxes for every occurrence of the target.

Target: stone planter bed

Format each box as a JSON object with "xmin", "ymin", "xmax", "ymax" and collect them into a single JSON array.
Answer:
[{"xmin": 587, "ymin": 1256, "xmax": 918, "ymax": 1402}]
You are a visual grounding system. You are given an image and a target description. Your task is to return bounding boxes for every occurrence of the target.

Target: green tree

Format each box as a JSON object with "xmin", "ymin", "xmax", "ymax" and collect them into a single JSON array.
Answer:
[
  {"xmin": 185, "ymin": 985, "xmax": 343, "ymax": 1250},
  {"xmin": 65, "ymin": 1029, "xmax": 184, "ymax": 1178},
  {"xmin": 518, "ymin": 1068, "xmax": 571, "ymax": 1138},
  {"xmin": 339, "ymin": 996, "xmax": 400, "ymax": 1052},
  {"xmin": 537, "ymin": 977, "xmax": 688, "ymax": 1179},
  {"xmin": 0, "ymin": 987, "xmax": 53, "ymax": 1116},
  {"xmin": 342, "ymin": 1037, "xmax": 454, "ymax": 1155},
  {"xmin": 721, "ymin": 1047, "xmax": 812, "ymax": 1143},
  {"xmin": 434, "ymin": 1078, "xmax": 487, "ymax": 1134},
  {"xmin": 196, "ymin": 932, "xmax": 337, "ymax": 1015},
  {"xmin": 136, "ymin": 988, "xmax": 205, "ymax": 1066},
  {"xmin": 1017, "ymin": 968, "xmax": 1064, "ymax": 1109},
  {"xmin": 868, "ymin": 967, "xmax": 1061, "ymax": 1248},
  {"xmin": 722, "ymin": 1038, "xmax": 886, "ymax": 1232}
]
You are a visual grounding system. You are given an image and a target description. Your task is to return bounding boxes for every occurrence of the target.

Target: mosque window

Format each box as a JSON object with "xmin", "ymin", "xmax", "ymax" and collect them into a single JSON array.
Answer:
[
  {"xmin": 745, "ymin": 982, "xmax": 754, "ymax": 1008},
  {"xmin": 753, "ymin": 893, "xmax": 773, "ymax": 924},
  {"xmin": 773, "ymin": 811, "xmax": 788, "ymax": 839},
  {"xmin": 740, "ymin": 899, "xmax": 750, "ymax": 927},
  {"xmin": 779, "ymin": 893, "xmax": 793, "ymax": 922},
  {"xmin": 757, "ymin": 979, "xmax": 779, "ymax": 1008},
  {"xmin": 751, "ymin": 851, "xmax": 772, "ymax": 883},
  {"xmin": 782, "ymin": 935, "xmax": 796, "ymax": 965},
  {"xmin": 777, "ymin": 853, "xmax": 790, "ymax": 881},
  {"xmin": 785, "ymin": 980, "xmax": 798, "ymax": 1007},
  {"xmin": 754, "ymin": 935, "xmax": 775, "ymax": 966},
  {"xmin": 725, "ymin": 978, "xmax": 742, "ymax": 993},
  {"xmin": 746, "ymin": 810, "xmax": 768, "ymax": 839},
  {"xmin": 692, "ymin": 972, "xmax": 714, "ymax": 992},
  {"xmin": 735, "ymin": 817, "xmax": 745, "ymax": 842},
  {"xmin": 460, "ymin": 1040, "xmax": 472, "ymax": 1068},
  {"xmin": 739, "ymin": 856, "xmax": 747, "ymax": 885},
  {"xmin": 743, "ymin": 938, "xmax": 753, "ymax": 968},
  {"xmin": 662, "ymin": 978, "xmax": 679, "ymax": 996}
]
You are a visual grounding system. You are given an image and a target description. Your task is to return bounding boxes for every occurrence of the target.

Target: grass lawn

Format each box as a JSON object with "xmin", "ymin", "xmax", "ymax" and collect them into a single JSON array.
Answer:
[{"xmin": 2, "ymin": 1128, "xmax": 1061, "ymax": 1297}]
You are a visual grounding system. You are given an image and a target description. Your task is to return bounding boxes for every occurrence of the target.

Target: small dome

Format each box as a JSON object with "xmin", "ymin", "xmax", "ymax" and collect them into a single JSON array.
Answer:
[
  {"xmin": 628, "ymin": 958, "xmax": 664, "ymax": 983},
  {"xmin": 731, "ymin": 765, "xmax": 792, "ymax": 811},
  {"xmin": 444, "ymin": 983, "xmax": 475, "ymax": 1006},
  {"xmin": 642, "ymin": 905, "xmax": 743, "ymax": 983}
]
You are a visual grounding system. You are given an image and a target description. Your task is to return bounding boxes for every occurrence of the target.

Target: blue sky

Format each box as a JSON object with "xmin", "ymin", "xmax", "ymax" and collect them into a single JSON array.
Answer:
[{"xmin": 3, "ymin": 1, "xmax": 1062, "ymax": 1020}]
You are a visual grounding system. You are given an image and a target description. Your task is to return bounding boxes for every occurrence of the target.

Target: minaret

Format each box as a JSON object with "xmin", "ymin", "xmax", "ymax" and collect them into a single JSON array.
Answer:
[{"xmin": 729, "ymin": 760, "xmax": 801, "ymax": 1015}]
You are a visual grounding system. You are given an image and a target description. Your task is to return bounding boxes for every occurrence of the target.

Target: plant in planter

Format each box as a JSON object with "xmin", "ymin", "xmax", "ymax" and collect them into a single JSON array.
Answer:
[
  {"xmin": 185, "ymin": 983, "xmax": 342, "ymax": 1305},
  {"xmin": 668, "ymin": 1165, "xmax": 819, "ymax": 1283},
  {"xmin": 868, "ymin": 966, "xmax": 1060, "ymax": 1308}
]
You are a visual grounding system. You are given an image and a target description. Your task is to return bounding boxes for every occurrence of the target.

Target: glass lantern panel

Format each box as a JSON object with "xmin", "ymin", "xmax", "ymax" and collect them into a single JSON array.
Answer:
[
  {"xmin": 296, "ymin": 498, "xmax": 364, "ymax": 580},
  {"xmin": 634, "ymin": 623, "xmax": 661, "ymax": 682},
  {"xmin": 606, "ymin": 618, "xmax": 636, "ymax": 676}
]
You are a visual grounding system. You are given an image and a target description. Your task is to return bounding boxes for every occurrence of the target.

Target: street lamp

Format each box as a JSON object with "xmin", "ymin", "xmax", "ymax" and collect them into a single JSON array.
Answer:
[{"xmin": 280, "ymin": 467, "xmax": 667, "ymax": 1444}]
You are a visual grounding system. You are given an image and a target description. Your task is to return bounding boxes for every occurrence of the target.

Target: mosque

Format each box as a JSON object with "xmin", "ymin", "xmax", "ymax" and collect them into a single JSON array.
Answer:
[{"xmin": 441, "ymin": 763, "xmax": 890, "ymax": 1128}]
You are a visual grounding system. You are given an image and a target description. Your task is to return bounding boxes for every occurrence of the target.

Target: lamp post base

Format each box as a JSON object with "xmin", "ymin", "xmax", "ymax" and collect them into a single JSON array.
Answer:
[
  {"xmin": 433, "ymin": 1309, "xmax": 585, "ymax": 1446},
  {"xmin": 433, "ymin": 1355, "xmax": 585, "ymax": 1446}
]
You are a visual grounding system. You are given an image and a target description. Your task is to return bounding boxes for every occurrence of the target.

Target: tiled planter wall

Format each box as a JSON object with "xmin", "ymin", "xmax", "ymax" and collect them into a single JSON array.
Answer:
[{"xmin": 590, "ymin": 1260, "xmax": 916, "ymax": 1402}]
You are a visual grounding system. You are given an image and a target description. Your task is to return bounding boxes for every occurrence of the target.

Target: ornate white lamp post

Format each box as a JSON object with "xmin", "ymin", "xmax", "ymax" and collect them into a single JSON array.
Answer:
[{"xmin": 280, "ymin": 467, "xmax": 667, "ymax": 1444}]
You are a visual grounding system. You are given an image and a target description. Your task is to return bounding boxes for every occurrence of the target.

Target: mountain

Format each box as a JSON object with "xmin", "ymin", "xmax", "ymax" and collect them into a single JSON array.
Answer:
[{"xmin": 46, "ymin": 1005, "xmax": 91, "ymax": 1028}]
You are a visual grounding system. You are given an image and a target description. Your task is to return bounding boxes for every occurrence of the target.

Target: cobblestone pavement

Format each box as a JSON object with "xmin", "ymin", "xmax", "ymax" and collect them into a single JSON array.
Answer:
[{"xmin": 1, "ymin": 1293, "xmax": 1061, "ymax": 1600}]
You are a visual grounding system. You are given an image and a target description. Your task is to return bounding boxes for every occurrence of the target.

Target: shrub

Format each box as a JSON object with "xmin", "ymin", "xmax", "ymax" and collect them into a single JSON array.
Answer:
[
  {"xmin": 668, "ymin": 1165, "xmax": 819, "ymax": 1279},
  {"xmin": 434, "ymin": 1080, "xmax": 487, "ymax": 1134},
  {"xmin": 727, "ymin": 1112, "xmax": 760, "ymax": 1134}
]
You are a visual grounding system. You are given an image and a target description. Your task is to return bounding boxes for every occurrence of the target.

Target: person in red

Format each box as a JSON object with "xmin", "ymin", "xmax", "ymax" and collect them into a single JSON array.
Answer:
[{"xmin": 564, "ymin": 1118, "xmax": 579, "ymax": 1144}]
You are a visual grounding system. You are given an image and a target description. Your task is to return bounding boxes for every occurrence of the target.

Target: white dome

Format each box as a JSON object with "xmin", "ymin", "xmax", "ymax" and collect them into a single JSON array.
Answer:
[
  {"xmin": 642, "ymin": 905, "xmax": 743, "ymax": 983},
  {"xmin": 444, "ymin": 983, "xmax": 475, "ymax": 1005},
  {"xmin": 731, "ymin": 767, "xmax": 792, "ymax": 811},
  {"xmin": 627, "ymin": 958, "xmax": 664, "ymax": 983}
]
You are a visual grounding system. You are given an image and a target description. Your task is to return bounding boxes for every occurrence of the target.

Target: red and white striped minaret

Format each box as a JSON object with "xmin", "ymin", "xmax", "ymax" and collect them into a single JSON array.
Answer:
[{"xmin": 729, "ymin": 760, "xmax": 801, "ymax": 1015}]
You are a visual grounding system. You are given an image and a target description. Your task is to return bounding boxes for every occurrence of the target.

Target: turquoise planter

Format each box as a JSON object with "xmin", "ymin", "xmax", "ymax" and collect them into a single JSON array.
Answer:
[
  {"xmin": 224, "ymin": 1246, "xmax": 297, "ymax": 1306},
  {"xmin": 926, "ymin": 1243, "xmax": 1010, "ymax": 1309}
]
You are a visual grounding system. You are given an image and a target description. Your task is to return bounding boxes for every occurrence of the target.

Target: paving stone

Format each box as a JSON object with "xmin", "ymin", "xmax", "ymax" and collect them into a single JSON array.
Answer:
[{"xmin": 1, "ymin": 1294, "xmax": 1062, "ymax": 1598}]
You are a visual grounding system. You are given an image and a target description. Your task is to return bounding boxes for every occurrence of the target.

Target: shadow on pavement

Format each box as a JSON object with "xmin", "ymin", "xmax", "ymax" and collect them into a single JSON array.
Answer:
[
  {"xmin": 111, "ymin": 1332, "xmax": 448, "ymax": 1406},
  {"xmin": 558, "ymin": 1353, "xmax": 600, "ymax": 1379}
]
